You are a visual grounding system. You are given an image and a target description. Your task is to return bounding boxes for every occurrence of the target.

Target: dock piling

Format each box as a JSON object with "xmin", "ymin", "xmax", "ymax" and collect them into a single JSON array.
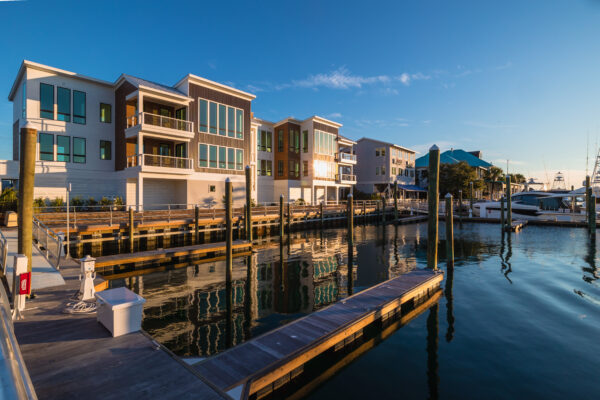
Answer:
[
  {"xmin": 588, "ymin": 191, "xmax": 596, "ymax": 235},
  {"xmin": 279, "ymin": 195, "xmax": 284, "ymax": 239},
  {"xmin": 194, "ymin": 205, "xmax": 199, "ymax": 244},
  {"xmin": 458, "ymin": 189, "xmax": 463, "ymax": 227},
  {"xmin": 320, "ymin": 202, "xmax": 324, "ymax": 227},
  {"xmin": 347, "ymin": 194, "xmax": 354, "ymax": 296},
  {"xmin": 245, "ymin": 166, "xmax": 253, "ymax": 241},
  {"xmin": 225, "ymin": 178, "xmax": 233, "ymax": 282},
  {"xmin": 469, "ymin": 181, "xmax": 474, "ymax": 217},
  {"xmin": 506, "ymin": 175, "xmax": 512, "ymax": 228},
  {"xmin": 445, "ymin": 193, "xmax": 454, "ymax": 267},
  {"xmin": 128, "ymin": 207, "xmax": 134, "ymax": 253},
  {"xmin": 500, "ymin": 197, "xmax": 505, "ymax": 231},
  {"xmin": 427, "ymin": 145, "xmax": 440, "ymax": 270},
  {"xmin": 18, "ymin": 124, "xmax": 37, "ymax": 271},
  {"xmin": 394, "ymin": 181, "xmax": 399, "ymax": 224}
]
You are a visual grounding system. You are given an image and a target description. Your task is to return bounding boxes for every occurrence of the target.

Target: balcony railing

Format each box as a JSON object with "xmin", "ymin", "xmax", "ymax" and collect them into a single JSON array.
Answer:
[
  {"xmin": 126, "ymin": 112, "xmax": 193, "ymax": 133},
  {"xmin": 338, "ymin": 152, "xmax": 357, "ymax": 163},
  {"xmin": 127, "ymin": 154, "xmax": 193, "ymax": 170},
  {"xmin": 336, "ymin": 174, "xmax": 357, "ymax": 183}
]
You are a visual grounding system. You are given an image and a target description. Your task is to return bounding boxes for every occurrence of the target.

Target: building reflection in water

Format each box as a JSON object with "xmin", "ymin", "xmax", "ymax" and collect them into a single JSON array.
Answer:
[{"xmin": 426, "ymin": 303, "xmax": 439, "ymax": 400}]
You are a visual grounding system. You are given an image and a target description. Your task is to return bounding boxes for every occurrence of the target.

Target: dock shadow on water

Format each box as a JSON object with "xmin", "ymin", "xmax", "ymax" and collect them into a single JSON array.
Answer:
[{"xmin": 106, "ymin": 223, "xmax": 600, "ymax": 399}]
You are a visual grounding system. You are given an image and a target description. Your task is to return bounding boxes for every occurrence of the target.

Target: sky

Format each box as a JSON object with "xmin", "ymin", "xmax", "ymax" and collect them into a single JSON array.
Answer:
[{"xmin": 1, "ymin": 0, "xmax": 600, "ymax": 188}]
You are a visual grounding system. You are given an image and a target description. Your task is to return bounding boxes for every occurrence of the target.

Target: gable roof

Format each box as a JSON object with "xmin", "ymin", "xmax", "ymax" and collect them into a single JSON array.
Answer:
[
  {"xmin": 120, "ymin": 74, "xmax": 188, "ymax": 97},
  {"xmin": 415, "ymin": 148, "xmax": 493, "ymax": 169}
]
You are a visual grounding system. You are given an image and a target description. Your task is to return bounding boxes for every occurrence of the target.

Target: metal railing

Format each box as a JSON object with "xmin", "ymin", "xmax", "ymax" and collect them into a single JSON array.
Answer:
[
  {"xmin": 336, "ymin": 174, "xmax": 357, "ymax": 183},
  {"xmin": 126, "ymin": 112, "xmax": 193, "ymax": 132},
  {"xmin": 0, "ymin": 230, "xmax": 7, "ymax": 276},
  {"xmin": 338, "ymin": 152, "xmax": 357, "ymax": 163},
  {"xmin": 32, "ymin": 216, "xmax": 63, "ymax": 269},
  {"xmin": 126, "ymin": 154, "xmax": 193, "ymax": 170}
]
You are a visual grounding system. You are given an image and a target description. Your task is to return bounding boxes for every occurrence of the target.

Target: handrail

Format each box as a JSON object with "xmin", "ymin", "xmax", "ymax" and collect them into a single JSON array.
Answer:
[
  {"xmin": 126, "ymin": 112, "xmax": 193, "ymax": 133},
  {"xmin": 126, "ymin": 154, "xmax": 192, "ymax": 169},
  {"xmin": 0, "ymin": 230, "xmax": 7, "ymax": 276},
  {"xmin": 32, "ymin": 216, "xmax": 63, "ymax": 269},
  {"xmin": 336, "ymin": 174, "xmax": 357, "ymax": 182},
  {"xmin": 339, "ymin": 152, "xmax": 357, "ymax": 162}
]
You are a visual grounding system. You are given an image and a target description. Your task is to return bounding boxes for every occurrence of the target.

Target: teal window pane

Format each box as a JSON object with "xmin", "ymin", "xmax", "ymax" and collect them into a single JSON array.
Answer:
[
  {"xmin": 100, "ymin": 140, "xmax": 111, "ymax": 160},
  {"xmin": 40, "ymin": 83, "xmax": 54, "ymax": 119},
  {"xmin": 39, "ymin": 133, "xmax": 54, "ymax": 161},
  {"xmin": 236, "ymin": 109, "xmax": 243, "ymax": 139},
  {"xmin": 57, "ymin": 135, "xmax": 70, "ymax": 162},
  {"xmin": 218, "ymin": 104, "xmax": 226, "ymax": 136},
  {"xmin": 209, "ymin": 145, "xmax": 217, "ymax": 168},
  {"xmin": 199, "ymin": 99, "xmax": 208, "ymax": 132},
  {"xmin": 73, "ymin": 137, "xmax": 86, "ymax": 163},
  {"xmin": 209, "ymin": 102, "xmax": 217, "ymax": 134},
  {"xmin": 199, "ymin": 144, "xmax": 208, "ymax": 167},
  {"xmin": 236, "ymin": 149, "xmax": 243, "ymax": 170},
  {"xmin": 227, "ymin": 107, "xmax": 235, "ymax": 137},
  {"xmin": 219, "ymin": 146, "xmax": 226, "ymax": 168},
  {"xmin": 21, "ymin": 82, "xmax": 26, "ymax": 118},
  {"xmin": 73, "ymin": 90, "xmax": 86, "ymax": 124},
  {"xmin": 57, "ymin": 87, "xmax": 71, "ymax": 122},
  {"xmin": 100, "ymin": 103, "xmax": 111, "ymax": 123},
  {"xmin": 227, "ymin": 148, "xmax": 234, "ymax": 169}
]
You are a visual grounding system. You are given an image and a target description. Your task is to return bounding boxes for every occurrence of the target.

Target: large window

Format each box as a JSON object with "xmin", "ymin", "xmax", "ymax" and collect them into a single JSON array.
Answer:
[
  {"xmin": 199, "ymin": 99, "xmax": 208, "ymax": 132},
  {"xmin": 218, "ymin": 104, "xmax": 226, "ymax": 136},
  {"xmin": 289, "ymin": 129, "xmax": 300, "ymax": 153},
  {"xmin": 236, "ymin": 149, "xmax": 243, "ymax": 170},
  {"xmin": 21, "ymin": 82, "xmax": 26, "ymax": 118},
  {"xmin": 73, "ymin": 137, "xmax": 86, "ymax": 163},
  {"xmin": 100, "ymin": 103, "xmax": 111, "ymax": 123},
  {"xmin": 277, "ymin": 160, "xmax": 284, "ymax": 176},
  {"xmin": 209, "ymin": 102, "xmax": 217, "ymax": 133},
  {"xmin": 73, "ymin": 90, "xmax": 86, "ymax": 124},
  {"xmin": 209, "ymin": 145, "xmax": 217, "ymax": 168},
  {"xmin": 303, "ymin": 160, "xmax": 308, "ymax": 176},
  {"xmin": 100, "ymin": 140, "xmax": 111, "ymax": 160},
  {"xmin": 199, "ymin": 144, "xmax": 208, "ymax": 167},
  {"xmin": 303, "ymin": 130, "xmax": 308, "ymax": 153},
  {"xmin": 57, "ymin": 87, "xmax": 71, "ymax": 122},
  {"xmin": 266, "ymin": 131, "xmax": 272, "ymax": 152},
  {"xmin": 289, "ymin": 160, "xmax": 299, "ymax": 178},
  {"xmin": 57, "ymin": 135, "xmax": 70, "ymax": 162},
  {"xmin": 259, "ymin": 160, "xmax": 272, "ymax": 176},
  {"xmin": 227, "ymin": 107, "xmax": 235, "ymax": 138},
  {"xmin": 40, "ymin": 83, "xmax": 54, "ymax": 119},
  {"xmin": 219, "ymin": 146, "xmax": 226, "ymax": 168},
  {"xmin": 236, "ymin": 109, "xmax": 243, "ymax": 139},
  {"xmin": 259, "ymin": 130, "xmax": 272, "ymax": 152},
  {"xmin": 39, "ymin": 133, "xmax": 54, "ymax": 161},
  {"xmin": 257, "ymin": 130, "xmax": 262, "ymax": 152},
  {"xmin": 227, "ymin": 148, "xmax": 235, "ymax": 169},
  {"xmin": 277, "ymin": 130, "xmax": 283, "ymax": 152}
]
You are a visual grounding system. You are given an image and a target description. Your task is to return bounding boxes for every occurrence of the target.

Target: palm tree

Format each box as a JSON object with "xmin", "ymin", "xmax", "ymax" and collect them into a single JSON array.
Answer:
[{"xmin": 484, "ymin": 166, "xmax": 504, "ymax": 200}]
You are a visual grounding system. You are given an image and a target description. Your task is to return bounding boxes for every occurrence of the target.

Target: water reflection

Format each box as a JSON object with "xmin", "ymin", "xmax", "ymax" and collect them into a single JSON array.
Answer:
[
  {"xmin": 426, "ymin": 303, "xmax": 439, "ymax": 400},
  {"xmin": 445, "ymin": 264, "xmax": 454, "ymax": 343},
  {"xmin": 500, "ymin": 233, "xmax": 513, "ymax": 284},
  {"xmin": 583, "ymin": 237, "xmax": 598, "ymax": 284}
]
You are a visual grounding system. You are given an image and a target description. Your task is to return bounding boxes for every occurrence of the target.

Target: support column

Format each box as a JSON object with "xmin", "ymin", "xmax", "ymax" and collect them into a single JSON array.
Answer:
[{"xmin": 427, "ymin": 145, "xmax": 440, "ymax": 270}]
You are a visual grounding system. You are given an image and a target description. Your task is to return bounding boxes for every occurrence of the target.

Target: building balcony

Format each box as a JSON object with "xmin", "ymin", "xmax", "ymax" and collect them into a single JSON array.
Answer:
[
  {"xmin": 337, "ymin": 152, "xmax": 357, "ymax": 165},
  {"xmin": 336, "ymin": 174, "xmax": 357, "ymax": 184},
  {"xmin": 126, "ymin": 154, "xmax": 193, "ymax": 175},
  {"xmin": 126, "ymin": 112, "xmax": 194, "ymax": 140}
]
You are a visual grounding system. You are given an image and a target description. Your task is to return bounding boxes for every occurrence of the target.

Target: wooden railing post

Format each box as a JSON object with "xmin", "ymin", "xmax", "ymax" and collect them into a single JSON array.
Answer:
[{"xmin": 445, "ymin": 193, "xmax": 454, "ymax": 267}]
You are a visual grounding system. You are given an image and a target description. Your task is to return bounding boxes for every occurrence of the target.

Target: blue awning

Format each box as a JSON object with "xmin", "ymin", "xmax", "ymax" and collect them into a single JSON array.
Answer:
[{"xmin": 398, "ymin": 184, "xmax": 426, "ymax": 192}]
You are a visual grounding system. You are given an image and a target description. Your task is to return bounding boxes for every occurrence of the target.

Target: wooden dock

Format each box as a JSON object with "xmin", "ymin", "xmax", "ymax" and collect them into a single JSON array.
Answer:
[
  {"xmin": 89, "ymin": 240, "xmax": 252, "ymax": 270},
  {"xmin": 193, "ymin": 269, "xmax": 443, "ymax": 398},
  {"xmin": 13, "ymin": 259, "xmax": 228, "ymax": 400}
]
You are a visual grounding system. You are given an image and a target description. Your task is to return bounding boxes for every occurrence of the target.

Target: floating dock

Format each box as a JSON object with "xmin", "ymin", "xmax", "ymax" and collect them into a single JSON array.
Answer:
[{"xmin": 193, "ymin": 269, "xmax": 443, "ymax": 398}]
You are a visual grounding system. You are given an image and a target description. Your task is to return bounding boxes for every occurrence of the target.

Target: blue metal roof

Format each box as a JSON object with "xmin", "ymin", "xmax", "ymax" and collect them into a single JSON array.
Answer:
[
  {"xmin": 122, "ymin": 74, "xmax": 187, "ymax": 97},
  {"xmin": 398, "ymin": 184, "xmax": 426, "ymax": 192},
  {"xmin": 415, "ymin": 149, "xmax": 492, "ymax": 169}
]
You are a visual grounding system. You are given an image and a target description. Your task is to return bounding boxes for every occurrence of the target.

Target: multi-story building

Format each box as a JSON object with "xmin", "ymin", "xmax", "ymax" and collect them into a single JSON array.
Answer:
[
  {"xmin": 251, "ymin": 115, "xmax": 356, "ymax": 204},
  {"xmin": 355, "ymin": 138, "xmax": 420, "ymax": 198},
  {"xmin": 5, "ymin": 60, "xmax": 256, "ymax": 207}
]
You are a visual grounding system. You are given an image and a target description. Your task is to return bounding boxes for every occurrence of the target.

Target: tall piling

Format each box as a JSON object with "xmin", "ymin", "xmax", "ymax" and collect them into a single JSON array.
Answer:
[
  {"xmin": 320, "ymin": 202, "xmax": 324, "ymax": 227},
  {"xmin": 287, "ymin": 203, "xmax": 291, "ymax": 233},
  {"xmin": 445, "ymin": 193, "xmax": 454, "ymax": 267},
  {"xmin": 347, "ymin": 194, "xmax": 354, "ymax": 296},
  {"xmin": 245, "ymin": 166, "xmax": 253, "ymax": 241},
  {"xmin": 128, "ymin": 207, "xmax": 134, "ymax": 253},
  {"xmin": 18, "ymin": 124, "xmax": 37, "ymax": 271},
  {"xmin": 427, "ymin": 145, "xmax": 440, "ymax": 270},
  {"xmin": 394, "ymin": 181, "xmax": 398, "ymax": 224},
  {"xmin": 469, "ymin": 181, "xmax": 474, "ymax": 217},
  {"xmin": 586, "ymin": 176, "xmax": 591, "ymax": 232},
  {"xmin": 500, "ymin": 196, "xmax": 505, "ymax": 231},
  {"xmin": 505, "ymin": 175, "xmax": 512, "ymax": 228},
  {"xmin": 194, "ymin": 205, "xmax": 200, "ymax": 244},
  {"xmin": 225, "ymin": 178, "xmax": 233, "ymax": 283},
  {"xmin": 279, "ymin": 195, "xmax": 284, "ymax": 240},
  {"xmin": 590, "ymin": 195, "xmax": 596, "ymax": 235},
  {"xmin": 458, "ymin": 189, "xmax": 463, "ymax": 227}
]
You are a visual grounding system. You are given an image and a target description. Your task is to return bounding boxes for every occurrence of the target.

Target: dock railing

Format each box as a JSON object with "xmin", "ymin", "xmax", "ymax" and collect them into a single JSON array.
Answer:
[
  {"xmin": 32, "ymin": 216, "xmax": 63, "ymax": 269},
  {"xmin": 0, "ymin": 229, "xmax": 7, "ymax": 276}
]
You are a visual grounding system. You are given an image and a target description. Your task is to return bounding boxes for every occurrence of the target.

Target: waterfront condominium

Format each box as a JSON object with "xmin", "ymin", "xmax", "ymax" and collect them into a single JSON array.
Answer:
[
  {"xmin": 4, "ymin": 60, "xmax": 256, "ymax": 208},
  {"xmin": 251, "ymin": 115, "xmax": 356, "ymax": 204},
  {"xmin": 354, "ymin": 137, "xmax": 421, "ymax": 198}
]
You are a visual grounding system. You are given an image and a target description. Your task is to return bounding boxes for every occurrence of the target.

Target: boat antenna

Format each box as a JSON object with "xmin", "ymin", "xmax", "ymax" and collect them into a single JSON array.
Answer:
[{"xmin": 542, "ymin": 156, "xmax": 550, "ymax": 189}]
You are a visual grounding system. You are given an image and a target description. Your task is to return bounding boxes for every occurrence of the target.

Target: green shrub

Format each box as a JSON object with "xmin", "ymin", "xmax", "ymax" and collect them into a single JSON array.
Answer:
[
  {"xmin": 49, "ymin": 197, "xmax": 65, "ymax": 210},
  {"xmin": 87, "ymin": 197, "xmax": 98, "ymax": 208},
  {"xmin": 33, "ymin": 197, "xmax": 46, "ymax": 209},
  {"xmin": 70, "ymin": 196, "xmax": 85, "ymax": 207}
]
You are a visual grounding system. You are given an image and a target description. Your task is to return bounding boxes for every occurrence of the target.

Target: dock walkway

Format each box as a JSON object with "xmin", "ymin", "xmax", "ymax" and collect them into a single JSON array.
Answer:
[
  {"xmin": 193, "ymin": 268, "xmax": 443, "ymax": 398},
  {"xmin": 13, "ymin": 259, "xmax": 228, "ymax": 400}
]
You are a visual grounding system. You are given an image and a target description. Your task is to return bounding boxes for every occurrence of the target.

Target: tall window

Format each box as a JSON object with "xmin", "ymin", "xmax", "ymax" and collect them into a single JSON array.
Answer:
[
  {"xmin": 209, "ymin": 102, "xmax": 217, "ymax": 133},
  {"xmin": 57, "ymin": 87, "xmax": 71, "ymax": 122},
  {"xmin": 100, "ymin": 140, "xmax": 111, "ymax": 160},
  {"xmin": 236, "ymin": 109, "xmax": 243, "ymax": 139},
  {"xmin": 227, "ymin": 107, "xmax": 235, "ymax": 138},
  {"xmin": 100, "ymin": 103, "xmax": 111, "ymax": 123},
  {"xmin": 302, "ymin": 130, "xmax": 308, "ymax": 153},
  {"xmin": 73, "ymin": 137, "xmax": 86, "ymax": 163},
  {"xmin": 277, "ymin": 130, "xmax": 283, "ymax": 152},
  {"xmin": 199, "ymin": 99, "xmax": 208, "ymax": 132},
  {"xmin": 257, "ymin": 130, "xmax": 262, "ymax": 152},
  {"xmin": 73, "ymin": 90, "xmax": 86, "ymax": 124},
  {"xmin": 266, "ymin": 160, "xmax": 272, "ymax": 176},
  {"xmin": 199, "ymin": 144, "xmax": 208, "ymax": 167},
  {"xmin": 209, "ymin": 145, "xmax": 217, "ymax": 168},
  {"xmin": 227, "ymin": 148, "xmax": 235, "ymax": 169},
  {"xmin": 40, "ymin": 83, "xmax": 54, "ymax": 119},
  {"xmin": 258, "ymin": 130, "xmax": 265, "ymax": 151},
  {"xmin": 39, "ymin": 133, "xmax": 54, "ymax": 161},
  {"xmin": 218, "ymin": 146, "xmax": 226, "ymax": 168},
  {"xmin": 375, "ymin": 167, "xmax": 380, "ymax": 176},
  {"xmin": 277, "ymin": 160, "xmax": 284, "ymax": 176},
  {"xmin": 236, "ymin": 149, "xmax": 243, "ymax": 170},
  {"xmin": 218, "ymin": 104, "xmax": 226, "ymax": 136},
  {"xmin": 266, "ymin": 131, "xmax": 272, "ymax": 152},
  {"xmin": 303, "ymin": 160, "xmax": 308, "ymax": 176},
  {"xmin": 21, "ymin": 82, "xmax": 26, "ymax": 118},
  {"xmin": 57, "ymin": 135, "xmax": 70, "ymax": 162}
]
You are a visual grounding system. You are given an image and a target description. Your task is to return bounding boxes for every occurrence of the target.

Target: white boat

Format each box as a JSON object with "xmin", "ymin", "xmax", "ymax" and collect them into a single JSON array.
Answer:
[{"xmin": 474, "ymin": 191, "xmax": 588, "ymax": 222}]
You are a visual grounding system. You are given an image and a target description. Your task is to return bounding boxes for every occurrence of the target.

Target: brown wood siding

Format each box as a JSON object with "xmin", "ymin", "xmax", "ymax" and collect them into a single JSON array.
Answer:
[
  {"xmin": 188, "ymin": 83, "xmax": 251, "ymax": 175},
  {"xmin": 13, "ymin": 120, "xmax": 19, "ymax": 161},
  {"xmin": 273, "ymin": 122, "xmax": 301, "ymax": 181},
  {"xmin": 115, "ymin": 81, "xmax": 137, "ymax": 171}
]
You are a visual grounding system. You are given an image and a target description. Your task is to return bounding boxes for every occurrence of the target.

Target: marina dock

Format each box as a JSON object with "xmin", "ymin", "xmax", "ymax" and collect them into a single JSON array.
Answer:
[{"xmin": 193, "ymin": 269, "xmax": 443, "ymax": 398}]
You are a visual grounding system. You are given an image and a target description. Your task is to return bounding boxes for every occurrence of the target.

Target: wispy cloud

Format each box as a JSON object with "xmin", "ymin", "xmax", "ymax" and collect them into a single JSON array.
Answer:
[
  {"xmin": 287, "ymin": 67, "xmax": 390, "ymax": 90},
  {"xmin": 353, "ymin": 117, "xmax": 410, "ymax": 129},
  {"xmin": 327, "ymin": 112, "xmax": 342, "ymax": 119}
]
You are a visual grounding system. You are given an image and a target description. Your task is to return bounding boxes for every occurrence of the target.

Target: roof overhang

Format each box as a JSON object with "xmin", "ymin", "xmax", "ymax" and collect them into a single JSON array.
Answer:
[
  {"xmin": 178, "ymin": 74, "xmax": 256, "ymax": 101},
  {"xmin": 274, "ymin": 117, "xmax": 303, "ymax": 127},
  {"xmin": 309, "ymin": 115, "xmax": 342, "ymax": 128}
]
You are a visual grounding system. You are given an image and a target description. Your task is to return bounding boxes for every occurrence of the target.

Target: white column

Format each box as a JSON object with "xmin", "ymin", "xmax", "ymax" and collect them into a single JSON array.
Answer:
[{"xmin": 137, "ymin": 175, "xmax": 144, "ymax": 211}]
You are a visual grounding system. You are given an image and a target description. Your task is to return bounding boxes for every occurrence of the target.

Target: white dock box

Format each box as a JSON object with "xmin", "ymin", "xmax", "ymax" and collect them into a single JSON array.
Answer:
[{"xmin": 96, "ymin": 287, "xmax": 146, "ymax": 337}]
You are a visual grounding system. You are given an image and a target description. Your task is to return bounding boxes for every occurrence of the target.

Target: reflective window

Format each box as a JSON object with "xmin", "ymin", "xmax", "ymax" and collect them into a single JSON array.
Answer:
[
  {"xmin": 228, "ymin": 148, "xmax": 235, "ymax": 169},
  {"xmin": 199, "ymin": 144, "xmax": 208, "ymax": 167},
  {"xmin": 209, "ymin": 102, "xmax": 217, "ymax": 134},
  {"xmin": 39, "ymin": 133, "xmax": 54, "ymax": 161},
  {"xmin": 100, "ymin": 140, "xmax": 111, "ymax": 160},
  {"xmin": 218, "ymin": 105, "xmax": 226, "ymax": 136},
  {"xmin": 199, "ymin": 99, "xmax": 208, "ymax": 132},
  {"xmin": 219, "ymin": 146, "xmax": 226, "ymax": 168},
  {"xmin": 73, "ymin": 91, "xmax": 86, "ymax": 124},
  {"xmin": 40, "ymin": 83, "xmax": 54, "ymax": 119},
  {"xmin": 236, "ymin": 109, "xmax": 243, "ymax": 139},
  {"xmin": 209, "ymin": 145, "xmax": 217, "ymax": 168},
  {"xmin": 100, "ymin": 103, "xmax": 111, "ymax": 123},
  {"xmin": 57, "ymin": 135, "xmax": 70, "ymax": 162},
  {"xmin": 73, "ymin": 137, "xmax": 86, "ymax": 163},
  {"xmin": 236, "ymin": 149, "xmax": 243, "ymax": 170},
  {"xmin": 57, "ymin": 87, "xmax": 71, "ymax": 122},
  {"xmin": 227, "ymin": 107, "xmax": 235, "ymax": 138}
]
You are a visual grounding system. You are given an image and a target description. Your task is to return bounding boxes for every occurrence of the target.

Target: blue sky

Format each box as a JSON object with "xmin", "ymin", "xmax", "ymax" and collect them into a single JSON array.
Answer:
[{"xmin": 1, "ymin": 0, "xmax": 600, "ymax": 187}]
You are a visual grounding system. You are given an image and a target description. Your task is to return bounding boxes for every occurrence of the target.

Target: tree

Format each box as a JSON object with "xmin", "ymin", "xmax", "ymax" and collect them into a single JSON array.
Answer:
[
  {"xmin": 438, "ymin": 161, "xmax": 485, "ymax": 198},
  {"xmin": 483, "ymin": 166, "xmax": 504, "ymax": 200}
]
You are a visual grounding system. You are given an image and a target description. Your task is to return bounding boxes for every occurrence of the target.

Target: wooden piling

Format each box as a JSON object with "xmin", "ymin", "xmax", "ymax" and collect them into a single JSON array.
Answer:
[
  {"xmin": 320, "ymin": 202, "xmax": 324, "ymax": 227},
  {"xmin": 194, "ymin": 205, "xmax": 200, "ymax": 244},
  {"xmin": 458, "ymin": 189, "xmax": 463, "ymax": 227},
  {"xmin": 445, "ymin": 194, "xmax": 454, "ymax": 267},
  {"xmin": 245, "ymin": 166, "xmax": 253, "ymax": 241},
  {"xmin": 590, "ymin": 195, "xmax": 596, "ymax": 235},
  {"xmin": 279, "ymin": 195, "xmax": 284, "ymax": 239},
  {"xmin": 500, "ymin": 196, "xmax": 505, "ymax": 231},
  {"xmin": 394, "ymin": 181, "xmax": 398, "ymax": 224},
  {"xmin": 18, "ymin": 124, "xmax": 37, "ymax": 271},
  {"xmin": 225, "ymin": 178, "xmax": 233, "ymax": 282},
  {"xmin": 469, "ymin": 181, "xmax": 474, "ymax": 216},
  {"xmin": 505, "ymin": 175, "xmax": 512, "ymax": 227},
  {"xmin": 586, "ymin": 176, "xmax": 591, "ymax": 232},
  {"xmin": 287, "ymin": 203, "xmax": 291, "ymax": 233},
  {"xmin": 347, "ymin": 194, "xmax": 354, "ymax": 295},
  {"xmin": 128, "ymin": 207, "xmax": 134, "ymax": 253},
  {"xmin": 427, "ymin": 145, "xmax": 440, "ymax": 270}
]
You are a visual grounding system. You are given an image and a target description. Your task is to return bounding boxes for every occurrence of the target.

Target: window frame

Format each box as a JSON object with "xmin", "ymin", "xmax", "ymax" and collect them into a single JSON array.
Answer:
[
  {"xmin": 100, "ymin": 103, "xmax": 112, "ymax": 123},
  {"xmin": 100, "ymin": 140, "xmax": 112, "ymax": 160},
  {"xmin": 39, "ymin": 132, "xmax": 54, "ymax": 161},
  {"xmin": 227, "ymin": 148, "xmax": 235, "ymax": 169},
  {"xmin": 40, "ymin": 83, "xmax": 54, "ymax": 120},
  {"xmin": 236, "ymin": 109, "xmax": 243, "ymax": 139},
  {"xmin": 199, "ymin": 144, "xmax": 208, "ymax": 167},
  {"xmin": 227, "ymin": 107, "xmax": 235, "ymax": 138},
  {"xmin": 72, "ymin": 90, "xmax": 86, "ymax": 124},
  {"xmin": 218, "ymin": 104, "xmax": 226, "ymax": 136},
  {"xmin": 57, "ymin": 135, "xmax": 70, "ymax": 162},
  {"xmin": 218, "ymin": 146, "xmax": 227, "ymax": 168},
  {"xmin": 209, "ymin": 102, "xmax": 218, "ymax": 134},
  {"xmin": 72, "ymin": 137, "xmax": 86, "ymax": 164},
  {"xmin": 236, "ymin": 149, "xmax": 243, "ymax": 170},
  {"xmin": 209, "ymin": 145, "xmax": 218, "ymax": 168}
]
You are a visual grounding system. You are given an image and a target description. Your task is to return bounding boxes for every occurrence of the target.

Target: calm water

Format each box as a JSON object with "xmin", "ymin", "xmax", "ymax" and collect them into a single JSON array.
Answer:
[{"xmin": 108, "ymin": 223, "xmax": 600, "ymax": 399}]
